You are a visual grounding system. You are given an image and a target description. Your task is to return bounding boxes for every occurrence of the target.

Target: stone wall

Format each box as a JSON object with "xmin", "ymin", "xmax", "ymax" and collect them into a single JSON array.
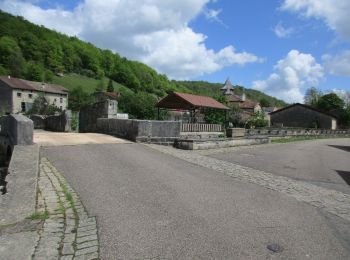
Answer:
[
  {"xmin": 270, "ymin": 105, "xmax": 337, "ymax": 129},
  {"xmin": 30, "ymin": 115, "xmax": 46, "ymax": 129},
  {"xmin": 79, "ymin": 100, "xmax": 117, "ymax": 133},
  {"xmin": 246, "ymin": 128, "xmax": 350, "ymax": 137},
  {"xmin": 0, "ymin": 114, "xmax": 33, "ymax": 146},
  {"xmin": 0, "ymin": 81, "xmax": 12, "ymax": 114},
  {"xmin": 45, "ymin": 111, "xmax": 71, "ymax": 132},
  {"xmin": 97, "ymin": 118, "xmax": 181, "ymax": 144}
]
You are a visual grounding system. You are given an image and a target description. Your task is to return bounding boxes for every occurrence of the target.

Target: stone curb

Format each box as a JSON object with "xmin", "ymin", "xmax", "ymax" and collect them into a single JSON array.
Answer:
[
  {"xmin": 147, "ymin": 144, "xmax": 350, "ymax": 223},
  {"xmin": 33, "ymin": 157, "xmax": 99, "ymax": 259}
]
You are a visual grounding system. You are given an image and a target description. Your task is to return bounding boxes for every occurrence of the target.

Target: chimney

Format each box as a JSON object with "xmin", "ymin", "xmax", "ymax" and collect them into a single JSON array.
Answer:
[
  {"xmin": 8, "ymin": 75, "xmax": 10, "ymax": 79},
  {"xmin": 241, "ymin": 92, "xmax": 246, "ymax": 101}
]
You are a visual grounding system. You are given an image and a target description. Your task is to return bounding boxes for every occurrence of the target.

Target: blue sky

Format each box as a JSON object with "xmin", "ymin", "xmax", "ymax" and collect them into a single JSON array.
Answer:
[{"xmin": 0, "ymin": 0, "xmax": 349, "ymax": 102}]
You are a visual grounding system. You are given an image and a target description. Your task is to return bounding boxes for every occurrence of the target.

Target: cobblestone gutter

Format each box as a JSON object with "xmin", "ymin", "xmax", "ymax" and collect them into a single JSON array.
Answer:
[
  {"xmin": 148, "ymin": 144, "xmax": 350, "ymax": 223},
  {"xmin": 34, "ymin": 158, "xmax": 99, "ymax": 259}
]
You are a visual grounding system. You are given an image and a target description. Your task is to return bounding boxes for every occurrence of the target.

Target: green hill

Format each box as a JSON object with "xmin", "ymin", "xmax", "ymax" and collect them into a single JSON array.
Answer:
[
  {"xmin": 51, "ymin": 73, "xmax": 132, "ymax": 94},
  {"xmin": 0, "ymin": 10, "xmax": 285, "ymax": 109}
]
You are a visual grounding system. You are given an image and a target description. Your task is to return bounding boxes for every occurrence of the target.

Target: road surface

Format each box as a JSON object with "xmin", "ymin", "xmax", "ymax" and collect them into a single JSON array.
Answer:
[
  {"xmin": 42, "ymin": 139, "xmax": 350, "ymax": 259},
  {"xmin": 206, "ymin": 138, "xmax": 350, "ymax": 194}
]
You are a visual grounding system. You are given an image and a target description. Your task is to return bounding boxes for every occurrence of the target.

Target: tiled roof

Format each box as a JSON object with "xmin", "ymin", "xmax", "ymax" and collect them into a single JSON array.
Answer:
[
  {"xmin": 0, "ymin": 76, "xmax": 33, "ymax": 91},
  {"xmin": 227, "ymin": 94, "xmax": 242, "ymax": 102},
  {"xmin": 226, "ymin": 93, "xmax": 258, "ymax": 109},
  {"xmin": 95, "ymin": 91, "xmax": 120, "ymax": 100},
  {"xmin": 0, "ymin": 76, "xmax": 68, "ymax": 95},
  {"xmin": 156, "ymin": 92, "xmax": 229, "ymax": 110},
  {"xmin": 239, "ymin": 99, "xmax": 258, "ymax": 109}
]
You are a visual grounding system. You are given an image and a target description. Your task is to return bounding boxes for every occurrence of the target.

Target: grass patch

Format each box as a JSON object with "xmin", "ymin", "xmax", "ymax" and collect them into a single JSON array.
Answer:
[
  {"xmin": 271, "ymin": 135, "xmax": 348, "ymax": 143},
  {"xmin": 61, "ymin": 183, "xmax": 74, "ymax": 208},
  {"xmin": 28, "ymin": 210, "xmax": 49, "ymax": 221},
  {"xmin": 51, "ymin": 73, "xmax": 132, "ymax": 94}
]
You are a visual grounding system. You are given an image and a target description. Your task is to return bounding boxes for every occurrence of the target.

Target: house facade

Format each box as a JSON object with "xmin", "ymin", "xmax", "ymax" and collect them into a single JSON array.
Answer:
[
  {"xmin": 0, "ymin": 76, "xmax": 68, "ymax": 114},
  {"xmin": 270, "ymin": 103, "xmax": 337, "ymax": 129}
]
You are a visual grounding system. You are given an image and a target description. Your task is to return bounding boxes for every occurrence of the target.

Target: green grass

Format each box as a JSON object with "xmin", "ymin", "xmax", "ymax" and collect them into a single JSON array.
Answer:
[
  {"xmin": 271, "ymin": 135, "xmax": 348, "ymax": 143},
  {"xmin": 51, "ymin": 73, "xmax": 133, "ymax": 94},
  {"xmin": 28, "ymin": 210, "xmax": 49, "ymax": 221}
]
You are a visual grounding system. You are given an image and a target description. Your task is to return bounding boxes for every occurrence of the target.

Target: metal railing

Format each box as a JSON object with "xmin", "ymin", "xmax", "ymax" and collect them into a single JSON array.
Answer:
[{"xmin": 181, "ymin": 123, "xmax": 223, "ymax": 132}]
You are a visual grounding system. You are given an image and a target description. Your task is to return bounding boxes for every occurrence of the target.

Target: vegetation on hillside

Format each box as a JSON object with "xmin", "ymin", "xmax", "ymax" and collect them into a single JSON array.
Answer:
[
  {"xmin": 0, "ymin": 10, "xmax": 286, "ymax": 120},
  {"xmin": 175, "ymin": 81, "xmax": 287, "ymax": 107}
]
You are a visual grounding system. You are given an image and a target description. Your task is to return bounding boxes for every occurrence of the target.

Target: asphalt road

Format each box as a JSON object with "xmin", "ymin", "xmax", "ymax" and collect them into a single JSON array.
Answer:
[
  {"xmin": 42, "ymin": 141, "xmax": 350, "ymax": 259},
  {"xmin": 208, "ymin": 138, "xmax": 350, "ymax": 194}
]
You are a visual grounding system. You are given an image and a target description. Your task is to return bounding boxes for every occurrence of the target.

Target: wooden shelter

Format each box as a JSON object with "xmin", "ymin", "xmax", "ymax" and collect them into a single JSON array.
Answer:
[{"xmin": 155, "ymin": 92, "xmax": 229, "ymax": 122}]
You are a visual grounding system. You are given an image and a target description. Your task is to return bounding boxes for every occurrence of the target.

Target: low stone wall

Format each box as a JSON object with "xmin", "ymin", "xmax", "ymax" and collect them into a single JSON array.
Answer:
[
  {"xmin": 45, "ymin": 111, "xmax": 71, "ymax": 132},
  {"xmin": 97, "ymin": 118, "xmax": 181, "ymax": 144},
  {"xmin": 0, "ymin": 114, "xmax": 33, "ymax": 146},
  {"xmin": 30, "ymin": 115, "xmax": 46, "ymax": 129},
  {"xmin": 246, "ymin": 128, "xmax": 350, "ymax": 137},
  {"xmin": 0, "ymin": 144, "xmax": 39, "ymax": 224},
  {"xmin": 174, "ymin": 137, "xmax": 270, "ymax": 150},
  {"xmin": 226, "ymin": 128, "xmax": 245, "ymax": 138}
]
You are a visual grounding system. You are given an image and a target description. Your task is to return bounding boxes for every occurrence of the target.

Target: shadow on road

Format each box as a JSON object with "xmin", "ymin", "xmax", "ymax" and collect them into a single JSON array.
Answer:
[
  {"xmin": 336, "ymin": 170, "xmax": 350, "ymax": 186},
  {"xmin": 328, "ymin": 145, "xmax": 350, "ymax": 153}
]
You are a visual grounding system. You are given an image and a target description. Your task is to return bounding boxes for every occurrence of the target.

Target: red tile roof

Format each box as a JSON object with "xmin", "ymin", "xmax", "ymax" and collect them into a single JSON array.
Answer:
[
  {"xmin": 239, "ymin": 99, "xmax": 258, "ymax": 109},
  {"xmin": 156, "ymin": 92, "xmax": 229, "ymax": 110},
  {"xmin": 226, "ymin": 93, "xmax": 258, "ymax": 109}
]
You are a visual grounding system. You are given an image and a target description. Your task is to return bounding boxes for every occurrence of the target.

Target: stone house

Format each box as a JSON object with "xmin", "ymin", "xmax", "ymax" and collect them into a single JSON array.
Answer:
[
  {"xmin": 221, "ymin": 78, "xmax": 261, "ymax": 114},
  {"xmin": 0, "ymin": 76, "xmax": 68, "ymax": 114},
  {"xmin": 270, "ymin": 103, "xmax": 337, "ymax": 129}
]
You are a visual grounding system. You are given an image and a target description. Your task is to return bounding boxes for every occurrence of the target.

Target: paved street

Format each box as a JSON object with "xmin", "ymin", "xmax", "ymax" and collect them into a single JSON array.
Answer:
[
  {"xmin": 42, "ymin": 139, "xmax": 350, "ymax": 259},
  {"xmin": 204, "ymin": 138, "xmax": 350, "ymax": 194},
  {"xmin": 34, "ymin": 130, "xmax": 130, "ymax": 146}
]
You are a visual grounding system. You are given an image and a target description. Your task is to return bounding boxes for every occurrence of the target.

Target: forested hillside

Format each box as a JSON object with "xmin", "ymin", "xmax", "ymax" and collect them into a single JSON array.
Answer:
[{"xmin": 0, "ymin": 10, "xmax": 286, "ymax": 113}]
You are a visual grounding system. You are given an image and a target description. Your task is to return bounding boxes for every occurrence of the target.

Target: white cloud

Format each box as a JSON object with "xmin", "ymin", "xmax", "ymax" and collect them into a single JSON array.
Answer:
[
  {"xmin": 281, "ymin": 0, "xmax": 350, "ymax": 41},
  {"xmin": 252, "ymin": 50, "xmax": 324, "ymax": 103},
  {"xmin": 322, "ymin": 50, "xmax": 350, "ymax": 77},
  {"xmin": 0, "ymin": 0, "xmax": 260, "ymax": 79},
  {"xmin": 273, "ymin": 22, "xmax": 294, "ymax": 38}
]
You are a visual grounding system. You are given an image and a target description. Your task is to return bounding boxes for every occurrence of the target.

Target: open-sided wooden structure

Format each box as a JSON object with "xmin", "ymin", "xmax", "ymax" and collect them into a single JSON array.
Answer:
[{"xmin": 155, "ymin": 92, "xmax": 229, "ymax": 123}]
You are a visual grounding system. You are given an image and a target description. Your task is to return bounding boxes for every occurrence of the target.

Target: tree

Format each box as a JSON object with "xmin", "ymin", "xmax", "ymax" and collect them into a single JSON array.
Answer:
[
  {"xmin": 203, "ymin": 95, "xmax": 228, "ymax": 124},
  {"xmin": 25, "ymin": 62, "xmax": 44, "ymax": 81},
  {"xmin": 245, "ymin": 111, "xmax": 268, "ymax": 128},
  {"xmin": 0, "ymin": 36, "xmax": 25, "ymax": 77},
  {"xmin": 259, "ymin": 98, "xmax": 272, "ymax": 107},
  {"xmin": 95, "ymin": 78, "xmax": 105, "ymax": 92},
  {"xmin": 107, "ymin": 78, "xmax": 114, "ymax": 92},
  {"xmin": 317, "ymin": 93, "xmax": 345, "ymax": 111},
  {"xmin": 304, "ymin": 87, "xmax": 322, "ymax": 107},
  {"xmin": 68, "ymin": 86, "xmax": 94, "ymax": 111},
  {"xmin": 118, "ymin": 92, "xmax": 157, "ymax": 119}
]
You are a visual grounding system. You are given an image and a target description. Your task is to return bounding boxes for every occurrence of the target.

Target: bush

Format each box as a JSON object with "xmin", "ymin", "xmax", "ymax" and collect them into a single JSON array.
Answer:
[{"xmin": 245, "ymin": 111, "xmax": 268, "ymax": 128}]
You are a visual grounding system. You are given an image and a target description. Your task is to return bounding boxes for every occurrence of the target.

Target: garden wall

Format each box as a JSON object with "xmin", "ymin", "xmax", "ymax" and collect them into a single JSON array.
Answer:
[{"xmin": 97, "ymin": 118, "xmax": 181, "ymax": 145}]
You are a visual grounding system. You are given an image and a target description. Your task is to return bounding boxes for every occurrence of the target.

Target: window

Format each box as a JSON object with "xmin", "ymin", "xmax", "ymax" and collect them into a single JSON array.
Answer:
[
  {"xmin": 21, "ymin": 102, "xmax": 25, "ymax": 112},
  {"xmin": 17, "ymin": 92, "xmax": 22, "ymax": 98},
  {"xmin": 60, "ymin": 106, "xmax": 62, "ymax": 110},
  {"xmin": 60, "ymin": 98, "xmax": 63, "ymax": 103},
  {"xmin": 54, "ymin": 98, "xmax": 57, "ymax": 103},
  {"xmin": 28, "ymin": 94, "xmax": 33, "ymax": 99}
]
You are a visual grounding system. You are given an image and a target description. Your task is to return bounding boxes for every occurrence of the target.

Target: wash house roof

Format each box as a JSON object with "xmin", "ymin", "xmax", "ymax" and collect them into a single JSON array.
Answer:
[{"xmin": 156, "ymin": 92, "xmax": 229, "ymax": 111}]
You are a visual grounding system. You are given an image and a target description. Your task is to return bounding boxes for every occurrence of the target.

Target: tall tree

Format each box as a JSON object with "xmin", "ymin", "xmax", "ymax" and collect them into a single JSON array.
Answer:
[
  {"xmin": 95, "ymin": 78, "xmax": 105, "ymax": 92},
  {"xmin": 0, "ymin": 36, "xmax": 25, "ymax": 77},
  {"xmin": 304, "ymin": 87, "xmax": 322, "ymax": 107},
  {"xmin": 107, "ymin": 78, "xmax": 114, "ymax": 92},
  {"xmin": 317, "ymin": 93, "xmax": 345, "ymax": 111}
]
